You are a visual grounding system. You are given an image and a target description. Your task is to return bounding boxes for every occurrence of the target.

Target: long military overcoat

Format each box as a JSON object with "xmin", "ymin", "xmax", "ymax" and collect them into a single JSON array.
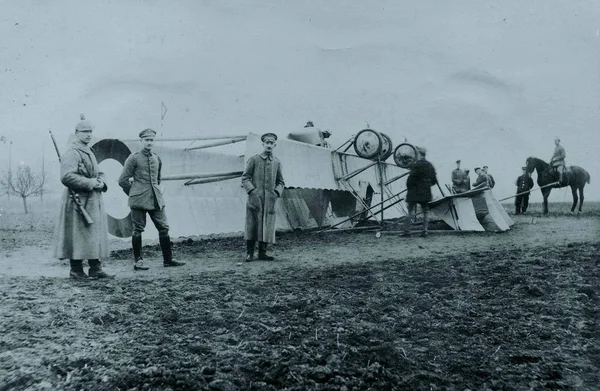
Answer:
[
  {"xmin": 406, "ymin": 159, "xmax": 438, "ymax": 204},
  {"xmin": 53, "ymin": 140, "xmax": 109, "ymax": 260},
  {"xmin": 242, "ymin": 153, "xmax": 285, "ymax": 243}
]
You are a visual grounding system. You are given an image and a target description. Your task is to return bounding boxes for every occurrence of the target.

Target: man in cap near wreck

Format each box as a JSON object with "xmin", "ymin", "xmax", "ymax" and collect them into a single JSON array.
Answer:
[
  {"xmin": 472, "ymin": 167, "xmax": 490, "ymax": 189},
  {"xmin": 118, "ymin": 128, "xmax": 185, "ymax": 270},
  {"xmin": 451, "ymin": 159, "xmax": 465, "ymax": 193},
  {"xmin": 403, "ymin": 146, "xmax": 438, "ymax": 237},
  {"xmin": 462, "ymin": 169, "xmax": 471, "ymax": 192},
  {"xmin": 53, "ymin": 114, "xmax": 112, "ymax": 279},
  {"xmin": 483, "ymin": 165, "xmax": 495, "ymax": 188},
  {"xmin": 515, "ymin": 166, "xmax": 534, "ymax": 215},
  {"xmin": 242, "ymin": 132, "xmax": 285, "ymax": 262}
]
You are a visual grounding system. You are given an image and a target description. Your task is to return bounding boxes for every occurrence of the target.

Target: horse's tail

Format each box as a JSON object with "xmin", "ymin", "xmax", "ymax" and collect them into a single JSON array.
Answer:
[{"xmin": 586, "ymin": 170, "xmax": 591, "ymax": 184}]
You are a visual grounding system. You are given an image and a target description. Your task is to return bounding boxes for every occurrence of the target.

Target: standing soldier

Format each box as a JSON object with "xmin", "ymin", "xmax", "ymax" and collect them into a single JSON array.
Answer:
[
  {"xmin": 550, "ymin": 137, "xmax": 567, "ymax": 184},
  {"xmin": 515, "ymin": 166, "xmax": 534, "ymax": 215},
  {"xmin": 242, "ymin": 133, "xmax": 285, "ymax": 262},
  {"xmin": 462, "ymin": 169, "xmax": 471, "ymax": 192},
  {"xmin": 53, "ymin": 115, "xmax": 112, "ymax": 279},
  {"xmin": 403, "ymin": 147, "xmax": 438, "ymax": 237},
  {"xmin": 472, "ymin": 167, "xmax": 489, "ymax": 189},
  {"xmin": 118, "ymin": 128, "xmax": 185, "ymax": 270},
  {"xmin": 482, "ymin": 165, "xmax": 495, "ymax": 188},
  {"xmin": 451, "ymin": 159, "xmax": 465, "ymax": 193}
]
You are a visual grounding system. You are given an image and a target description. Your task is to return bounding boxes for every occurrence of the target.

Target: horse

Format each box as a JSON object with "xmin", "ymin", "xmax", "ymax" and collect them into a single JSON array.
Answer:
[{"xmin": 525, "ymin": 157, "xmax": 591, "ymax": 214}]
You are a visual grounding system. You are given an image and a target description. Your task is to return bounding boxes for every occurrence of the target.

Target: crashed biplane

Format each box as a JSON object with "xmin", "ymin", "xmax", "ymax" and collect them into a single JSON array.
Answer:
[{"xmin": 89, "ymin": 127, "xmax": 512, "ymax": 239}]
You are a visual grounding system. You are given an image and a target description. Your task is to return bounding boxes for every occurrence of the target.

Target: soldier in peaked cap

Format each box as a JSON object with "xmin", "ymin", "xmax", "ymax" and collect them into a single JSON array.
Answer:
[
  {"xmin": 451, "ymin": 159, "xmax": 465, "ymax": 193},
  {"xmin": 118, "ymin": 128, "xmax": 185, "ymax": 270},
  {"xmin": 242, "ymin": 132, "xmax": 285, "ymax": 262},
  {"xmin": 514, "ymin": 166, "xmax": 534, "ymax": 215},
  {"xmin": 53, "ymin": 114, "xmax": 112, "ymax": 279},
  {"xmin": 550, "ymin": 137, "xmax": 567, "ymax": 185},
  {"xmin": 463, "ymin": 169, "xmax": 471, "ymax": 192},
  {"xmin": 482, "ymin": 165, "xmax": 495, "ymax": 188},
  {"xmin": 472, "ymin": 167, "xmax": 490, "ymax": 189}
]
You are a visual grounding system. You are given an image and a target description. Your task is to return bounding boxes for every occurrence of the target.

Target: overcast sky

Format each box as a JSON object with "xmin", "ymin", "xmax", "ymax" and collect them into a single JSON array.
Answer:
[{"xmin": 1, "ymin": 0, "xmax": 599, "ymax": 201}]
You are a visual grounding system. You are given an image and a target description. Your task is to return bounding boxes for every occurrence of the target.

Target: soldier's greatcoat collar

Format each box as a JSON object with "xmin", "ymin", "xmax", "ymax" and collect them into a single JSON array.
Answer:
[
  {"xmin": 259, "ymin": 152, "xmax": 273, "ymax": 160},
  {"xmin": 70, "ymin": 139, "xmax": 93, "ymax": 155}
]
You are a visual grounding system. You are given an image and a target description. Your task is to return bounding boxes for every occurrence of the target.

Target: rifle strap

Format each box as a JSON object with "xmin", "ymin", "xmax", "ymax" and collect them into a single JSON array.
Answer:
[
  {"xmin": 72, "ymin": 148, "xmax": 93, "ymax": 209},
  {"xmin": 158, "ymin": 155, "xmax": 162, "ymax": 185}
]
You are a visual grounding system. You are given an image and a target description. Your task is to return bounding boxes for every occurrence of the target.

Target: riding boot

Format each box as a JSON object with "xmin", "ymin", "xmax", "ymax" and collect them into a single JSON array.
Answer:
[
  {"xmin": 88, "ymin": 259, "xmax": 113, "ymax": 279},
  {"xmin": 69, "ymin": 259, "xmax": 88, "ymax": 280},
  {"xmin": 257, "ymin": 241, "xmax": 274, "ymax": 261},
  {"xmin": 132, "ymin": 235, "xmax": 149, "ymax": 270},
  {"xmin": 245, "ymin": 240, "xmax": 255, "ymax": 262},
  {"xmin": 160, "ymin": 235, "xmax": 185, "ymax": 267},
  {"xmin": 558, "ymin": 170, "xmax": 564, "ymax": 185}
]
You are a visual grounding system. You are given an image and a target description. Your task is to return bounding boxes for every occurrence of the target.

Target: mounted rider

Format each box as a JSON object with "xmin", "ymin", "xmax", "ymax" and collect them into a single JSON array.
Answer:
[{"xmin": 550, "ymin": 137, "xmax": 567, "ymax": 184}]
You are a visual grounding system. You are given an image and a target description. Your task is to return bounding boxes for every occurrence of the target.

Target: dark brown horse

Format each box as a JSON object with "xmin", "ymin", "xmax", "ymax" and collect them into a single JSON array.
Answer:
[{"xmin": 525, "ymin": 157, "xmax": 591, "ymax": 214}]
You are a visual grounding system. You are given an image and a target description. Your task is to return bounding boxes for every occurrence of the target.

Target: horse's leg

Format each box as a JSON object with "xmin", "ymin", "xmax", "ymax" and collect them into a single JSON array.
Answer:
[
  {"xmin": 578, "ymin": 186, "xmax": 584, "ymax": 214},
  {"xmin": 542, "ymin": 189, "xmax": 550, "ymax": 214},
  {"xmin": 570, "ymin": 185, "xmax": 578, "ymax": 213}
]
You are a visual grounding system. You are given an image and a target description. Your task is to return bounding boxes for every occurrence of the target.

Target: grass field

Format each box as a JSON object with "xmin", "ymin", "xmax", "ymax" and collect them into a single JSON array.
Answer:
[{"xmin": 1, "ymin": 196, "xmax": 599, "ymax": 390}]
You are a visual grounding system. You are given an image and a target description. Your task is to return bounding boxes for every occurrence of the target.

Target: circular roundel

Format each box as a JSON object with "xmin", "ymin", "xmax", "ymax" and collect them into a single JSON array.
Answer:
[
  {"xmin": 91, "ymin": 139, "xmax": 133, "ymax": 238},
  {"xmin": 353, "ymin": 129, "xmax": 382, "ymax": 159},
  {"xmin": 393, "ymin": 143, "xmax": 418, "ymax": 168},
  {"xmin": 379, "ymin": 132, "xmax": 394, "ymax": 161}
]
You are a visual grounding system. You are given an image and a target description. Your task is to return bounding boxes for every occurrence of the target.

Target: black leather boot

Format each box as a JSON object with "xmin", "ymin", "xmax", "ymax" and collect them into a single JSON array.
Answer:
[
  {"xmin": 245, "ymin": 240, "xmax": 255, "ymax": 262},
  {"xmin": 257, "ymin": 241, "xmax": 274, "ymax": 261},
  {"xmin": 132, "ymin": 235, "xmax": 148, "ymax": 270},
  {"xmin": 88, "ymin": 259, "xmax": 113, "ymax": 279},
  {"xmin": 69, "ymin": 259, "xmax": 88, "ymax": 280},
  {"xmin": 160, "ymin": 235, "xmax": 185, "ymax": 267}
]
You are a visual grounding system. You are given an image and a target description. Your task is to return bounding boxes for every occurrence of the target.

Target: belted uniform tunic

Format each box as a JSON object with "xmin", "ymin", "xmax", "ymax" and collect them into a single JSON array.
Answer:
[{"xmin": 118, "ymin": 150, "xmax": 164, "ymax": 210}]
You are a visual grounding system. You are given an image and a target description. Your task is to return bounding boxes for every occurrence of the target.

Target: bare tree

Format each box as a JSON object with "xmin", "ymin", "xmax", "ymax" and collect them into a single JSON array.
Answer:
[{"xmin": 0, "ymin": 164, "xmax": 46, "ymax": 213}]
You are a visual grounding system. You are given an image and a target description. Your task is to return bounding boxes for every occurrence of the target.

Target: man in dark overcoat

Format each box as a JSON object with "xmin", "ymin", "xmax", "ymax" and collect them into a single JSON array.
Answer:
[
  {"xmin": 514, "ymin": 166, "xmax": 534, "ymax": 215},
  {"xmin": 53, "ymin": 115, "xmax": 112, "ymax": 279},
  {"xmin": 242, "ymin": 133, "xmax": 285, "ymax": 262},
  {"xmin": 118, "ymin": 128, "xmax": 185, "ymax": 270},
  {"xmin": 403, "ymin": 146, "xmax": 438, "ymax": 237}
]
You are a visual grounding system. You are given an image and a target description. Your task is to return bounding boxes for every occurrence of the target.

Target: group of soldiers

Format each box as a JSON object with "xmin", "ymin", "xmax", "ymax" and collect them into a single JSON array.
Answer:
[
  {"xmin": 52, "ymin": 115, "xmax": 569, "ymax": 279},
  {"xmin": 450, "ymin": 159, "xmax": 536, "ymax": 215},
  {"xmin": 53, "ymin": 116, "xmax": 283, "ymax": 279},
  {"xmin": 448, "ymin": 137, "xmax": 568, "ymax": 215},
  {"xmin": 451, "ymin": 161, "xmax": 496, "ymax": 194}
]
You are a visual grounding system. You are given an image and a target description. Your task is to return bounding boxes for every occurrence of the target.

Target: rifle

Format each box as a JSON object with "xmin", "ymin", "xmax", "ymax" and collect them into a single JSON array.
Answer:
[{"xmin": 48, "ymin": 130, "xmax": 94, "ymax": 225}]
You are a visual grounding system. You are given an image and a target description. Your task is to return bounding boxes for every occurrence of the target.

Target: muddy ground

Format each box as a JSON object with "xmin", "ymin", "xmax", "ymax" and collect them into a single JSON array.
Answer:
[{"xmin": 1, "ymin": 201, "xmax": 599, "ymax": 390}]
